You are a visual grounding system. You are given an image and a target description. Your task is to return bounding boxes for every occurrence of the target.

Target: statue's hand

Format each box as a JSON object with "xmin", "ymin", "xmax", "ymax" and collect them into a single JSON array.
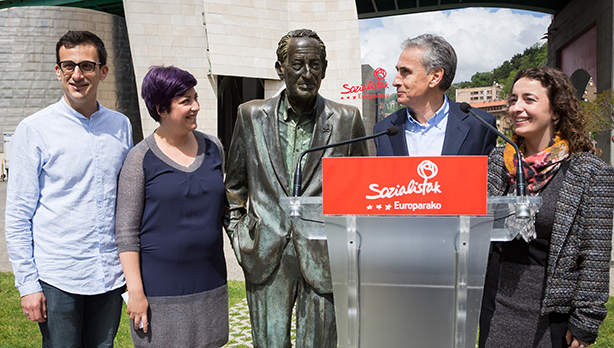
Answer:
[
  {"xmin": 231, "ymin": 228, "xmax": 242, "ymax": 264},
  {"xmin": 226, "ymin": 219, "xmax": 238, "ymax": 238}
]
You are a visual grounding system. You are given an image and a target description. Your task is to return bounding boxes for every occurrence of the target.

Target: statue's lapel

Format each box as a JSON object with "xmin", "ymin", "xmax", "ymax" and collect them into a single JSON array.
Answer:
[
  {"xmin": 302, "ymin": 96, "xmax": 332, "ymax": 190},
  {"xmin": 262, "ymin": 95, "xmax": 290, "ymax": 193}
]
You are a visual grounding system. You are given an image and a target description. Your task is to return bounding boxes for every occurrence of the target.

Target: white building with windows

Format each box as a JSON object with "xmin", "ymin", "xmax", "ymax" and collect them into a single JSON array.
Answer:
[{"xmin": 455, "ymin": 83, "xmax": 503, "ymax": 104}]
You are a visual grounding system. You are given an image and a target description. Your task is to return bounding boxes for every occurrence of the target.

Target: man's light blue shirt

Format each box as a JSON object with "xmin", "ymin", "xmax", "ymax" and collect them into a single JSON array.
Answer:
[
  {"xmin": 5, "ymin": 98, "xmax": 132, "ymax": 296},
  {"xmin": 405, "ymin": 96, "xmax": 449, "ymax": 156}
]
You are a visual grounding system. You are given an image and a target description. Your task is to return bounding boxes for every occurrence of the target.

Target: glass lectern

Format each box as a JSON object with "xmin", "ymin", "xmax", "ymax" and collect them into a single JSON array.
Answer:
[{"xmin": 280, "ymin": 195, "xmax": 541, "ymax": 348}]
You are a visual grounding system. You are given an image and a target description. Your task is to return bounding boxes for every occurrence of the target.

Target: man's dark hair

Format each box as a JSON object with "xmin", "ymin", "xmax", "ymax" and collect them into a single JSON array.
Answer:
[
  {"xmin": 56, "ymin": 30, "xmax": 107, "ymax": 66},
  {"xmin": 276, "ymin": 29, "xmax": 326, "ymax": 64}
]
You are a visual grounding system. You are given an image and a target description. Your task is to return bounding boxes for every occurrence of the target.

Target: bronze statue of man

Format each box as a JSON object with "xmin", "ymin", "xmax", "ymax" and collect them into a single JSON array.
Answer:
[{"xmin": 224, "ymin": 29, "xmax": 368, "ymax": 348}]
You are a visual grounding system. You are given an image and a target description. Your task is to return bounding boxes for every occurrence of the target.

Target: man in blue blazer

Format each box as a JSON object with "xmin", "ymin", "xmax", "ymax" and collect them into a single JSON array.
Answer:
[{"xmin": 374, "ymin": 34, "xmax": 497, "ymax": 156}]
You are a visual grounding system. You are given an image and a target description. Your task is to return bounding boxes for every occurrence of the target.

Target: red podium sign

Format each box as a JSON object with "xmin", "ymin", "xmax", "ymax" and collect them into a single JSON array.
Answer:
[{"xmin": 322, "ymin": 156, "xmax": 487, "ymax": 215}]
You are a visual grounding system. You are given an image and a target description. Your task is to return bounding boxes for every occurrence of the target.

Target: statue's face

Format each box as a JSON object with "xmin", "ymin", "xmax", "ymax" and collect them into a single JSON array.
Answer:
[{"xmin": 277, "ymin": 37, "xmax": 327, "ymax": 106}]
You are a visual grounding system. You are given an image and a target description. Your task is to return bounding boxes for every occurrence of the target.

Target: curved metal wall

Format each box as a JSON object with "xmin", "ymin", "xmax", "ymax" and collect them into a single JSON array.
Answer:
[{"xmin": 0, "ymin": 6, "xmax": 142, "ymax": 152}]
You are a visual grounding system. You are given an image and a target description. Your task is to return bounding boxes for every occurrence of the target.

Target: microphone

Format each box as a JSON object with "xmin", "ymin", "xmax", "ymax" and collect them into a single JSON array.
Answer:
[
  {"xmin": 292, "ymin": 126, "xmax": 399, "ymax": 197},
  {"xmin": 459, "ymin": 102, "xmax": 530, "ymax": 218}
]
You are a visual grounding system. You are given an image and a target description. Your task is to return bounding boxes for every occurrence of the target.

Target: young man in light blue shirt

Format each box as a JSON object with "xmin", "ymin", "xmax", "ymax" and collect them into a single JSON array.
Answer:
[{"xmin": 5, "ymin": 30, "xmax": 132, "ymax": 347}]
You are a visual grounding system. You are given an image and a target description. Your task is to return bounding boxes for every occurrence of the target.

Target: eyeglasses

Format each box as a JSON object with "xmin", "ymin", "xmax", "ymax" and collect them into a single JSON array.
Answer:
[{"xmin": 58, "ymin": 60, "xmax": 101, "ymax": 74}]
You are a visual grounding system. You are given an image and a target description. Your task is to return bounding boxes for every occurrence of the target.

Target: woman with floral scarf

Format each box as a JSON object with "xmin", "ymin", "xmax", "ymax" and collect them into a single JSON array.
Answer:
[{"xmin": 479, "ymin": 66, "xmax": 614, "ymax": 348}]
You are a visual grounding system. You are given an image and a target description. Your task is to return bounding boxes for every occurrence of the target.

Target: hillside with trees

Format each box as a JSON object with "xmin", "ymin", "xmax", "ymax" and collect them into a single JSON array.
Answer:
[{"xmin": 446, "ymin": 42, "xmax": 548, "ymax": 101}]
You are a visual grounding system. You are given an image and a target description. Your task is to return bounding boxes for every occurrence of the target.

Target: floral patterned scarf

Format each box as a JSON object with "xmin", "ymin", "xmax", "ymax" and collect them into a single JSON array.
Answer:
[{"xmin": 503, "ymin": 133, "xmax": 570, "ymax": 195}]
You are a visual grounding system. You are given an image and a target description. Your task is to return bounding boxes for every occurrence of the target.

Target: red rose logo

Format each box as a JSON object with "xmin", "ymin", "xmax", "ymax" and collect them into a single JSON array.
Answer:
[{"xmin": 374, "ymin": 68, "xmax": 387, "ymax": 81}]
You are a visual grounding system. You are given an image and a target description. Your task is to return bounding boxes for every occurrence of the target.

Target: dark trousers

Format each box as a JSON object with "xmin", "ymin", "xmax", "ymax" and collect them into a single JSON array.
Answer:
[{"xmin": 39, "ymin": 281, "xmax": 124, "ymax": 348}]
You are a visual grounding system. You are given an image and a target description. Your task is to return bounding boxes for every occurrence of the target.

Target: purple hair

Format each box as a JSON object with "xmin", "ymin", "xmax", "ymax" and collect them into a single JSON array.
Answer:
[{"xmin": 141, "ymin": 66, "xmax": 197, "ymax": 122}]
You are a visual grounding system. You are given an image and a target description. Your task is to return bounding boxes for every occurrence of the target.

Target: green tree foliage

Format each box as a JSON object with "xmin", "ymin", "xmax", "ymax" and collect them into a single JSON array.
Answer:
[
  {"xmin": 445, "ymin": 85, "xmax": 457, "ymax": 101},
  {"xmin": 469, "ymin": 71, "xmax": 494, "ymax": 88},
  {"xmin": 446, "ymin": 42, "xmax": 548, "ymax": 100},
  {"xmin": 493, "ymin": 60, "xmax": 515, "ymax": 83},
  {"xmin": 580, "ymin": 89, "xmax": 614, "ymax": 134},
  {"xmin": 498, "ymin": 43, "xmax": 548, "ymax": 97}
]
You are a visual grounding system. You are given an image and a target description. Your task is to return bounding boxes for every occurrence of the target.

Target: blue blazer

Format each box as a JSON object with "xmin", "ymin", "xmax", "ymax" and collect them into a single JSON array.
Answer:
[{"xmin": 373, "ymin": 101, "xmax": 498, "ymax": 156}]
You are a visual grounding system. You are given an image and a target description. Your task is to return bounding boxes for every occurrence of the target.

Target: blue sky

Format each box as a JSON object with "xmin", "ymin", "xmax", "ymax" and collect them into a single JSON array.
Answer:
[{"xmin": 359, "ymin": 8, "xmax": 552, "ymax": 87}]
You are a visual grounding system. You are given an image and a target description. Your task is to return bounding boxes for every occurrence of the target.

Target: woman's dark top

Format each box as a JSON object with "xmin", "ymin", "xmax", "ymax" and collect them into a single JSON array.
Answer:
[
  {"xmin": 115, "ymin": 131, "xmax": 229, "ymax": 347},
  {"xmin": 499, "ymin": 162, "xmax": 566, "ymax": 266},
  {"xmin": 139, "ymin": 134, "xmax": 227, "ymax": 296},
  {"xmin": 115, "ymin": 131, "xmax": 227, "ymax": 296}
]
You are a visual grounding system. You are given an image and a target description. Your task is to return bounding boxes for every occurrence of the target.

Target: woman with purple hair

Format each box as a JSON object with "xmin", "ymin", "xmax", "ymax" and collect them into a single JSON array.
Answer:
[{"xmin": 115, "ymin": 66, "xmax": 228, "ymax": 347}]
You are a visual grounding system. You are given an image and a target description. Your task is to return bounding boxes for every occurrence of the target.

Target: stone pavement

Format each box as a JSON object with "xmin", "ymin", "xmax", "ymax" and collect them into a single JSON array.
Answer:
[
  {"xmin": 223, "ymin": 227, "xmax": 245, "ymax": 281},
  {"xmin": 226, "ymin": 298, "xmax": 254, "ymax": 347},
  {"xmin": 225, "ymin": 298, "xmax": 297, "ymax": 347}
]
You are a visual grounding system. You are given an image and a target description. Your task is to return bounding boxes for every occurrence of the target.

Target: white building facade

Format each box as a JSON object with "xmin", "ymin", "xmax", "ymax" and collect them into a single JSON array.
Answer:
[{"xmin": 0, "ymin": 0, "xmax": 363, "ymax": 151}]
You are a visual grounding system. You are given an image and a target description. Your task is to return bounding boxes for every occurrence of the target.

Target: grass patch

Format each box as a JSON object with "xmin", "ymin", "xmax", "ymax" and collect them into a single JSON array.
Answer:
[
  {"xmin": 0, "ymin": 272, "xmax": 41, "ymax": 348},
  {"xmin": 594, "ymin": 297, "xmax": 614, "ymax": 348},
  {"xmin": 228, "ymin": 279, "xmax": 246, "ymax": 308},
  {"xmin": 0, "ymin": 273, "xmax": 246, "ymax": 348}
]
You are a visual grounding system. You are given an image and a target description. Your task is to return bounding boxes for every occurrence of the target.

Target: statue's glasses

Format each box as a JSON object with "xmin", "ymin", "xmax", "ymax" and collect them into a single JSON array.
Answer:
[{"xmin": 58, "ymin": 60, "xmax": 101, "ymax": 74}]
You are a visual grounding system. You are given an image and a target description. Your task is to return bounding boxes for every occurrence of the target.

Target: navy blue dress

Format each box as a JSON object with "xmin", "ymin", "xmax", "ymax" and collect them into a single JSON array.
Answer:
[
  {"xmin": 115, "ymin": 131, "xmax": 229, "ymax": 347},
  {"xmin": 139, "ymin": 134, "xmax": 227, "ymax": 297}
]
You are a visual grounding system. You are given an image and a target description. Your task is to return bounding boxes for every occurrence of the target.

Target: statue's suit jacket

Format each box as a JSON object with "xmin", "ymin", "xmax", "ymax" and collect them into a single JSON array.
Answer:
[
  {"xmin": 373, "ymin": 101, "xmax": 497, "ymax": 156},
  {"xmin": 225, "ymin": 92, "xmax": 367, "ymax": 293}
]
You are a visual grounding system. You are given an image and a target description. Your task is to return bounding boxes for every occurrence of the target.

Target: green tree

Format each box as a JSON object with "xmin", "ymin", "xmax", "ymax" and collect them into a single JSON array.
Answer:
[
  {"xmin": 499, "ymin": 43, "xmax": 548, "ymax": 97},
  {"xmin": 445, "ymin": 42, "xmax": 547, "ymax": 102},
  {"xmin": 580, "ymin": 89, "xmax": 614, "ymax": 134},
  {"xmin": 500, "ymin": 69, "xmax": 520, "ymax": 98},
  {"xmin": 445, "ymin": 85, "xmax": 458, "ymax": 101},
  {"xmin": 469, "ymin": 71, "xmax": 494, "ymax": 88},
  {"xmin": 493, "ymin": 60, "xmax": 515, "ymax": 82}
]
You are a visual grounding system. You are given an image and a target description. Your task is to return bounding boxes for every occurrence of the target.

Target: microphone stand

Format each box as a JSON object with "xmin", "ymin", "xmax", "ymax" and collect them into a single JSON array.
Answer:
[
  {"xmin": 292, "ymin": 127, "xmax": 398, "ymax": 197},
  {"xmin": 459, "ymin": 102, "xmax": 530, "ymax": 218}
]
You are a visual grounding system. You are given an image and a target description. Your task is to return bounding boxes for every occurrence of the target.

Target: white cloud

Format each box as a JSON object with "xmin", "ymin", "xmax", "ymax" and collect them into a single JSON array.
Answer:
[{"xmin": 359, "ymin": 8, "xmax": 552, "ymax": 88}]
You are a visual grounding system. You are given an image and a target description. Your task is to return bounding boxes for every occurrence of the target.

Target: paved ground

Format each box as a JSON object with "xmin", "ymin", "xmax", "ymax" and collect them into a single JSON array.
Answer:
[
  {"xmin": 226, "ymin": 298, "xmax": 254, "ymax": 347},
  {"xmin": 224, "ymin": 229, "xmax": 245, "ymax": 281},
  {"xmin": 225, "ymin": 298, "xmax": 297, "ymax": 347}
]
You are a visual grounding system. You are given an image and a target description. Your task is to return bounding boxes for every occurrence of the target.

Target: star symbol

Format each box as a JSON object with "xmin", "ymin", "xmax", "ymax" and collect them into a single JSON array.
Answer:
[
  {"xmin": 366, "ymin": 205, "xmax": 373, "ymax": 210},
  {"xmin": 385, "ymin": 204, "xmax": 392, "ymax": 210},
  {"xmin": 376, "ymin": 204, "xmax": 382, "ymax": 210}
]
